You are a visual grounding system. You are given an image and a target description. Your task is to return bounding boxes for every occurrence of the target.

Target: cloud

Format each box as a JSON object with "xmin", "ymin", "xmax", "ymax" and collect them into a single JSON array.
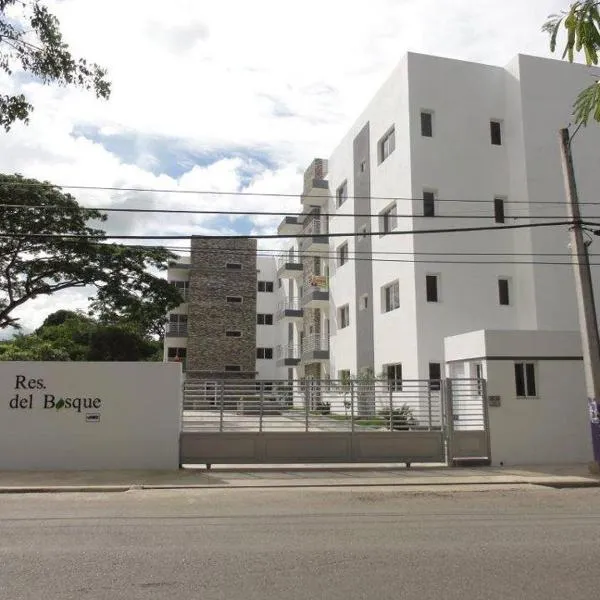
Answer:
[{"xmin": 1, "ymin": 0, "xmax": 574, "ymax": 328}]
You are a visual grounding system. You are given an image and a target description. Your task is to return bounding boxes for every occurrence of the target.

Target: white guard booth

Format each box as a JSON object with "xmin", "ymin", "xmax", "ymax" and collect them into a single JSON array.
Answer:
[
  {"xmin": 444, "ymin": 330, "xmax": 593, "ymax": 466},
  {"xmin": 0, "ymin": 362, "xmax": 182, "ymax": 471}
]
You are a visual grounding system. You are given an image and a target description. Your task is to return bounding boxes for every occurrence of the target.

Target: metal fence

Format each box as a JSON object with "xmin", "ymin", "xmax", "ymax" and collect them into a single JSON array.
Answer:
[{"xmin": 182, "ymin": 378, "xmax": 446, "ymax": 433}]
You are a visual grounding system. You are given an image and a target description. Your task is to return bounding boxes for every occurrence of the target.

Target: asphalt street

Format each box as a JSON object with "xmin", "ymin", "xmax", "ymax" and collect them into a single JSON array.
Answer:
[{"xmin": 1, "ymin": 485, "xmax": 599, "ymax": 600}]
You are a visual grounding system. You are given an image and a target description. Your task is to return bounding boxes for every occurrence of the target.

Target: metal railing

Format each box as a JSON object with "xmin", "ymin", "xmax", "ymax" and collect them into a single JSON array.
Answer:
[
  {"xmin": 277, "ymin": 299, "xmax": 302, "ymax": 315},
  {"xmin": 302, "ymin": 335, "xmax": 329, "ymax": 353},
  {"xmin": 276, "ymin": 256, "xmax": 302, "ymax": 271},
  {"xmin": 276, "ymin": 345, "xmax": 302, "ymax": 361},
  {"xmin": 181, "ymin": 378, "xmax": 472, "ymax": 433},
  {"xmin": 302, "ymin": 217, "xmax": 328, "ymax": 237},
  {"xmin": 167, "ymin": 323, "xmax": 188, "ymax": 336}
]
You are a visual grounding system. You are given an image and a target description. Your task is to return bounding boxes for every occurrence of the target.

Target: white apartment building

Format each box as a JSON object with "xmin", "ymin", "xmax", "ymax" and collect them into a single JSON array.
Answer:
[{"xmin": 277, "ymin": 52, "xmax": 600, "ymax": 383}]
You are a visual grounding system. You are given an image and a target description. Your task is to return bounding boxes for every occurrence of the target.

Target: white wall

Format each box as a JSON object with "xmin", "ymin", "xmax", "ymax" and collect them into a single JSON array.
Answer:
[
  {"xmin": 0, "ymin": 362, "xmax": 182, "ymax": 471},
  {"xmin": 445, "ymin": 330, "xmax": 592, "ymax": 466}
]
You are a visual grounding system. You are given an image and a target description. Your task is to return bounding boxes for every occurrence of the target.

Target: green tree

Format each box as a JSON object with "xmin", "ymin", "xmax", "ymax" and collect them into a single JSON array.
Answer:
[
  {"xmin": 87, "ymin": 325, "xmax": 161, "ymax": 362},
  {"xmin": 544, "ymin": 1, "xmax": 600, "ymax": 124},
  {"xmin": 0, "ymin": 174, "xmax": 183, "ymax": 332},
  {"xmin": 0, "ymin": 0, "xmax": 110, "ymax": 130},
  {"xmin": 0, "ymin": 333, "xmax": 70, "ymax": 360}
]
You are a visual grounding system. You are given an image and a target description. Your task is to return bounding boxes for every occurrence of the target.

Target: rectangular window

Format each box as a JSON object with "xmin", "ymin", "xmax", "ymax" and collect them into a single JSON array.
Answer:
[
  {"xmin": 423, "ymin": 191, "xmax": 435, "ymax": 217},
  {"xmin": 337, "ymin": 242, "xmax": 349, "ymax": 267},
  {"xmin": 225, "ymin": 365, "xmax": 241, "ymax": 372},
  {"xmin": 426, "ymin": 275, "xmax": 439, "ymax": 303},
  {"xmin": 226, "ymin": 296, "xmax": 243, "ymax": 304},
  {"xmin": 429, "ymin": 362, "xmax": 441, "ymax": 391},
  {"xmin": 490, "ymin": 120, "xmax": 502, "ymax": 145},
  {"xmin": 515, "ymin": 362, "xmax": 536, "ymax": 397},
  {"xmin": 360, "ymin": 160, "xmax": 366, "ymax": 173},
  {"xmin": 336, "ymin": 181, "xmax": 348, "ymax": 207},
  {"xmin": 226, "ymin": 262, "xmax": 242, "ymax": 270},
  {"xmin": 225, "ymin": 330, "xmax": 242, "ymax": 338},
  {"xmin": 359, "ymin": 225, "xmax": 368, "ymax": 240},
  {"xmin": 378, "ymin": 127, "xmax": 396, "ymax": 164},
  {"xmin": 360, "ymin": 294, "xmax": 369, "ymax": 311},
  {"xmin": 173, "ymin": 280, "xmax": 189, "ymax": 301},
  {"xmin": 167, "ymin": 347, "xmax": 187, "ymax": 359},
  {"xmin": 380, "ymin": 203, "xmax": 397, "ymax": 234},
  {"xmin": 258, "ymin": 281, "xmax": 274, "ymax": 292},
  {"xmin": 257, "ymin": 313, "xmax": 274, "ymax": 325},
  {"xmin": 421, "ymin": 111, "xmax": 433, "ymax": 137},
  {"xmin": 382, "ymin": 281, "xmax": 400, "ymax": 312},
  {"xmin": 386, "ymin": 363, "xmax": 403, "ymax": 392},
  {"xmin": 494, "ymin": 197, "xmax": 505, "ymax": 223},
  {"xmin": 257, "ymin": 347, "xmax": 274, "ymax": 360},
  {"xmin": 498, "ymin": 278, "xmax": 510, "ymax": 306},
  {"xmin": 339, "ymin": 304, "xmax": 350, "ymax": 329}
]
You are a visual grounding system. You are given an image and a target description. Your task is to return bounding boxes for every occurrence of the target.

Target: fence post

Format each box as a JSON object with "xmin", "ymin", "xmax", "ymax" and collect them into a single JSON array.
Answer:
[
  {"xmin": 304, "ymin": 381, "xmax": 310, "ymax": 433},
  {"xmin": 481, "ymin": 377, "xmax": 492, "ymax": 463},
  {"xmin": 219, "ymin": 380, "xmax": 225, "ymax": 433},
  {"xmin": 389, "ymin": 381, "xmax": 394, "ymax": 432},
  {"xmin": 428, "ymin": 383, "xmax": 433, "ymax": 431},
  {"xmin": 259, "ymin": 381, "xmax": 264, "ymax": 433},
  {"xmin": 445, "ymin": 379, "xmax": 455, "ymax": 466},
  {"xmin": 350, "ymin": 381, "xmax": 355, "ymax": 433}
]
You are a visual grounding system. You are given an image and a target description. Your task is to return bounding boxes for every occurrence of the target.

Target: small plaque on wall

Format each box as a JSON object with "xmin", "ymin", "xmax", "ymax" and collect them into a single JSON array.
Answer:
[{"xmin": 488, "ymin": 395, "xmax": 501, "ymax": 407}]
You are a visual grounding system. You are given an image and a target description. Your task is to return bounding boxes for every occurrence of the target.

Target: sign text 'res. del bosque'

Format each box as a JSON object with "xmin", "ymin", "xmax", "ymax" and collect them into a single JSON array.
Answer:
[{"xmin": 8, "ymin": 375, "xmax": 103, "ymax": 417}]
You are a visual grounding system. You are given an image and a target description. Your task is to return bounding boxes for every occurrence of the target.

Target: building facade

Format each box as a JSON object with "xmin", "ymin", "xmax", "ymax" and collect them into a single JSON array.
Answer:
[{"xmin": 278, "ymin": 52, "xmax": 600, "ymax": 383}]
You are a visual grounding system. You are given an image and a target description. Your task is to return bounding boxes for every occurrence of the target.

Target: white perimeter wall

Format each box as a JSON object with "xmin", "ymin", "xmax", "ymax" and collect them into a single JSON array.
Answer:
[
  {"xmin": 445, "ymin": 330, "xmax": 592, "ymax": 466},
  {"xmin": 0, "ymin": 362, "xmax": 182, "ymax": 471}
]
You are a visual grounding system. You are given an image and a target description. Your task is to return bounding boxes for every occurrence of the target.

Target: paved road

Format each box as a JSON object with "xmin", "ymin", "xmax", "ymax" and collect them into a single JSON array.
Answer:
[{"xmin": 1, "ymin": 486, "xmax": 599, "ymax": 599}]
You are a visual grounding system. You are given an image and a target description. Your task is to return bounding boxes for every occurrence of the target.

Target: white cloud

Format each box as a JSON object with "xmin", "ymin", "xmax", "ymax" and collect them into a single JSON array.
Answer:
[{"xmin": 1, "ymin": 0, "xmax": 574, "ymax": 328}]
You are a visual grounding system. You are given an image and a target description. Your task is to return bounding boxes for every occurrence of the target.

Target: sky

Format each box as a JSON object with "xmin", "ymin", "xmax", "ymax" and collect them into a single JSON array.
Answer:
[{"xmin": 0, "ymin": 0, "xmax": 572, "ymax": 332}]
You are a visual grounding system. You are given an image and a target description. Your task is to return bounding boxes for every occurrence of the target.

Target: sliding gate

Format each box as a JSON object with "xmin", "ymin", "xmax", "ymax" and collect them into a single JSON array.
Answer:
[{"xmin": 180, "ymin": 378, "xmax": 489, "ymax": 465}]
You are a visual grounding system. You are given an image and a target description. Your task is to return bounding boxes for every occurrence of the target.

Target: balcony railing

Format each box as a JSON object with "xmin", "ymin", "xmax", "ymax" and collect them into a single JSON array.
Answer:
[
  {"xmin": 302, "ymin": 335, "xmax": 330, "ymax": 353},
  {"xmin": 277, "ymin": 345, "xmax": 301, "ymax": 361},
  {"xmin": 167, "ymin": 323, "xmax": 188, "ymax": 337},
  {"xmin": 276, "ymin": 256, "xmax": 302, "ymax": 271},
  {"xmin": 302, "ymin": 217, "xmax": 328, "ymax": 237}
]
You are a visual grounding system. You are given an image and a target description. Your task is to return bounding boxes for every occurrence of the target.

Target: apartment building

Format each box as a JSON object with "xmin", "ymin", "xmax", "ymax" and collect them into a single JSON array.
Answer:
[
  {"xmin": 277, "ymin": 52, "xmax": 600, "ymax": 383},
  {"xmin": 164, "ymin": 237, "xmax": 286, "ymax": 380}
]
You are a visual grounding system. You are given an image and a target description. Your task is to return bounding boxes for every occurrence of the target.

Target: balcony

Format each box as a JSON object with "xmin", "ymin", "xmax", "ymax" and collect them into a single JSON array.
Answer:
[
  {"xmin": 277, "ymin": 216, "xmax": 302, "ymax": 236},
  {"xmin": 302, "ymin": 335, "xmax": 330, "ymax": 363},
  {"xmin": 276, "ymin": 299, "xmax": 304, "ymax": 322},
  {"xmin": 301, "ymin": 217, "xmax": 329, "ymax": 253},
  {"xmin": 277, "ymin": 344, "xmax": 301, "ymax": 367},
  {"xmin": 166, "ymin": 323, "xmax": 188, "ymax": 337},
  {"xmin": 301, "ymin": 274, "xmax": 329, "ymax": 309},
  {"xmin": 276, "ymin": 256, "xmax": 303, "ymax": 279},
  {"xmin": 301, "ymin": 158, "xmax": 329, "ymax": 208}
]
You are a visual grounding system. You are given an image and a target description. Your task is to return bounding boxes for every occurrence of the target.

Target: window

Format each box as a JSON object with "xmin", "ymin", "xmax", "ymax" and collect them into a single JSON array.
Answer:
[
  {"xmin": 336, "ymin": 181, "xmax": 348, "ymax": 207},
  {"xmin": 167, "ymin": 347, "xmax": 186, "ymax": 359},
  {"xmin": 382, "ymin": 281, "xmax": 400, "ymax": 312},
  {"xmin": 429, "ymin": 362, "xmax": 442, "ymax": 391},
  {"xmin": 226, "ymin": 296, "xmax": 243, "ymax": 304},
  {"xmin": 359, "ymin": 225, "xmax": 368, "ymax": 240},
  {"xmin": 490, "ymin": 120, "xmax": 502, "ymax": 145},
  {"xmin": 494, "ymin": 197, "xmax": 505, "ymax": 223},
  {"xmin": 257, "ymin": 313, "xmax": 273, "ymax": 325},
  {"xmin": 257, "ymin": 347, "xmax": 273, "ymax": 360},
  {"xmin": 498, "ymin": 278, "xmax": 510, "ymax": 306},
  {"xmin": 278, "ymin": 278, "xmax": 282, "ymax": 289},
  {"xmin": 360, "ymin": 294, "xmax": 369, "ymax": 311},
  {"xmin": 378, "ymin": 127, "xmax": 396, "ymax": 163},
  {"xmin": 380, "ymin": 203, "xmax": 397, "ymax": 234},
  {"xmin": 172, "ymin": 280, "xmax": 189, "ymax": 302},
  {"xmin": 426, "ymin": 275, "xmax": 439, "ymax": 303},
  {"xmin": 515, "ymin": 362, "xmax": 536, "ymax": 397},
  {"xmin": 225, "ymin": 330, "xmax": 242, "ymax": 338},
  {"xmin": 337, "ymin": 242, "xmax": 349, "ymax": 267},
  {"xmin": 386, "ymin": 363, "xmax": 403, "ymax": 392},
  {"xmin": 339, "ymin": 304, "xmax": 350, "ymax": 329},
  {"xmin": 421, "ymin": 111, "xmax": 433, "ymax": 137},
  {"xmin": 360, "ymin": 160, "xmax": 367, "ymax": 173},
  {"xmin": 423, "ymin": 191, "xmax": 435, "ymax": 217},
  {"xmin": 226, "ymin": 262, "xmax": 242, "ymax": 270},
  {"xmin": 258, "ymin": 281, "xmax": 274, "ymax": 292},
  {"xmin": 225, "ymin": 365, "xmax": 241, "ymax": 372}
]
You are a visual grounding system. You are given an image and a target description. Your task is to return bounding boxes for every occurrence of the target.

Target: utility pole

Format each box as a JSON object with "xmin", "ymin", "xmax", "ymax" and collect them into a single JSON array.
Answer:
[{"xmin": 559, "ymin": 127, "xmax": 600, "ymax": 473}]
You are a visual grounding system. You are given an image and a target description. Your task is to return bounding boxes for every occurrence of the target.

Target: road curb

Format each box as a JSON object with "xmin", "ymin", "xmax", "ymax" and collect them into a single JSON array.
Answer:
[{"xmin": 1, "ymin": 479, "xmax": 599, "ymax": 493}]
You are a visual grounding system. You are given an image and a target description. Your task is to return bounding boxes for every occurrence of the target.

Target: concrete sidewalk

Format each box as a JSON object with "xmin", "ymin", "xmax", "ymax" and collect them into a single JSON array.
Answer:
[{"xmin": 0, "ymin": 463, "xmax": 599, "ymax": 493}]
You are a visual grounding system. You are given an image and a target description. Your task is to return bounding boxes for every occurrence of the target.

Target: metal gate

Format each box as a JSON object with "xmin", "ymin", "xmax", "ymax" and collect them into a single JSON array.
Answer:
[{"xmin": 180, "ymin": 378, "xmax": 489, "ymax": 466}]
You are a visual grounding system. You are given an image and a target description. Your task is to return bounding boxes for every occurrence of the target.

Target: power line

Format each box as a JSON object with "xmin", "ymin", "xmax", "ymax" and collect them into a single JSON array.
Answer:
[
  {"xmin": 3, "ymin": 180, "xmax": 600, "ymax": 205},
  {"xmin": 0, "ymin": 203, "xmax": 575, "ymax": 220},
  {"xmin": 0, "ymin": 220, "xmax": 578, "ymax": 241}
]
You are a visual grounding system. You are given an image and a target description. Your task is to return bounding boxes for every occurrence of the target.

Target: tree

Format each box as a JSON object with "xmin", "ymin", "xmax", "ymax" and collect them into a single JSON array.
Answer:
[
  {"xmin": 87, "ymin": 325, "xmax": 161, "ymax": 362},
  {"xmin": 0, "ymin": 174, "xmax": 183, "ymax": 332},
  {"xmin": 544, "ymin": 1, "xmax": 600, "ymax": 125},
  {"xmin": 0, "ymin": 0, "xmax": 110, "ymax": 131}
]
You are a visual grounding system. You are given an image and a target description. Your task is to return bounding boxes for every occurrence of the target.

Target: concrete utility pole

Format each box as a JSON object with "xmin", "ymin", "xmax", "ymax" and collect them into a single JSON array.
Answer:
[{"xmin": 559, "ymin": 127, "xmax": 600, "ymax": 472}]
